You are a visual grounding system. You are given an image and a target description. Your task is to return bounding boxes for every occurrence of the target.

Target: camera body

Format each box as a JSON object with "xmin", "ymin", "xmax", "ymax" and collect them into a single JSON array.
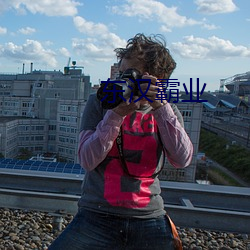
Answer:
[{"xmin": 97, "ymin": 68, "xmax": 144, "ymax": 109}]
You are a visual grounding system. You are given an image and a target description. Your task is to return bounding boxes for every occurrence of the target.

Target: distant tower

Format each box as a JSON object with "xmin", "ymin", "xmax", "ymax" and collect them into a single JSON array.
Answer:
[
  {"xmin": 30, "ymin": 62, "xmax": 33, "ymax": 73},
  {"xmin": 110, "ymin": 63, "xmax": 119, "ymax": 79},
  {"xmin": 219, "ymin": 79, "xmax": 225, "ymax": 92}
]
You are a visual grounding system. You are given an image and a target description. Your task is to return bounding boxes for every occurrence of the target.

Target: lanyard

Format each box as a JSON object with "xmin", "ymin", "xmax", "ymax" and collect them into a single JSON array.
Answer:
[{"xmin": 116, "ymin": 128, "xmax": 164, "ymax": 178}]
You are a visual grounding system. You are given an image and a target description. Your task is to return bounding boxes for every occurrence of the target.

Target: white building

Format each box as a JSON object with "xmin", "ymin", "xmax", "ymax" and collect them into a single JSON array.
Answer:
[
  {"xmin": 0, "ymin": 63, "xmax": 90, "ymax": 162},
  {"xmin": 159, "ymin": 102, "xmax": 203, "ymax": 182}
]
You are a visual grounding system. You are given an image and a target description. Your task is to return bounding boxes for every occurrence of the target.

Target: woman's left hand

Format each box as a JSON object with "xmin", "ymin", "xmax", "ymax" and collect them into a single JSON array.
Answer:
[{"xmin": 138, "ymin": 73, "xmax": 167, "ymax": 110}]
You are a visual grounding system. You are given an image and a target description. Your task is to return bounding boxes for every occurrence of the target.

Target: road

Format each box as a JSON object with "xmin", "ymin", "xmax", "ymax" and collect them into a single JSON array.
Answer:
[{"xmin": 206, "ymin": 158, "xmax": 250, "ymax": 187}]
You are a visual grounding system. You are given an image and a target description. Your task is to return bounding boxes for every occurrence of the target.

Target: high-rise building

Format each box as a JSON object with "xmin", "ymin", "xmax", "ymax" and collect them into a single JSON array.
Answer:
[
  {"xmin": 159, "ymin": 102, "xmax": 203, "ymax": 182},
  {"xmin": 110, "ymin": 62, "xmax": 120, "ymax": 80}
]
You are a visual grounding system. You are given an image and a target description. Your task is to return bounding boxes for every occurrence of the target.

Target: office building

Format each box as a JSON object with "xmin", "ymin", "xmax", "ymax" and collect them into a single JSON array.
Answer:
[
  {"xmin": 159, "ymin": 102, "xmax": 203, "ymax": 182},
  {"xmin": 0, "ymin": 62, "xmax": 90, "ymax": 162}
]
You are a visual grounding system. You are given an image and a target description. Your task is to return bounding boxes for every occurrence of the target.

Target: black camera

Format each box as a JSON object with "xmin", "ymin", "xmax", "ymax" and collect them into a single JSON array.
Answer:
[{"xmin": 97, "ymin": 68, "xmax": 145, "ymax": 109}]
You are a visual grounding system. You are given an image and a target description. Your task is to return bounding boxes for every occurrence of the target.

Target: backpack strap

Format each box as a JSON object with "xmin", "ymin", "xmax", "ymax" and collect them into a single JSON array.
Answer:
[{"xmin": 165, "ymin": 213, "xmax": 183, "ymax": 250}]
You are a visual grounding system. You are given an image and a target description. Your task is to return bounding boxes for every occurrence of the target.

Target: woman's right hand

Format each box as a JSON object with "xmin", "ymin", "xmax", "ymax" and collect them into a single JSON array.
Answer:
[{"xmin": 112, "ymin": 98, "xmax": 140, "ymax": 117}]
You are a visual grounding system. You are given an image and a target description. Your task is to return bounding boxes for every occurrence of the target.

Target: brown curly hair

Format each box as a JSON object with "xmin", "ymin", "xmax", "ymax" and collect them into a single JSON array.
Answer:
[{"xmin": 114, "ymin": 33, "xmax": 176, "ymax": 79}]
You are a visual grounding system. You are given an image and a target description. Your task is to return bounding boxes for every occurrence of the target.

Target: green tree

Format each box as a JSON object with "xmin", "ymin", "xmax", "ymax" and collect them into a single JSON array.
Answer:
[{"xmin": 199, "ymin": 129, "xmax": 250, "ymax": 183}]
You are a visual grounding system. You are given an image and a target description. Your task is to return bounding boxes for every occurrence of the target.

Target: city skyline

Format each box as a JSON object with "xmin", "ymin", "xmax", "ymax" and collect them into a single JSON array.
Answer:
[{"xmin": 0, "ymin": 0, "xmax": 249, "ymax": 92}]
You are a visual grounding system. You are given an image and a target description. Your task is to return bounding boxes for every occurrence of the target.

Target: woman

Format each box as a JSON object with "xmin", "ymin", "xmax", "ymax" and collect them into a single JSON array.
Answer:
[{"xmin": 49, "ymin": 33, "xmax": 193, "ymax": 250}]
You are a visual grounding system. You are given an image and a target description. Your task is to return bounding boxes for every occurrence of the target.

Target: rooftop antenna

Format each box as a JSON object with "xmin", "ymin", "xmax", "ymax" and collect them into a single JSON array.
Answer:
[
  {"xmin": 64, "ymin": 57, "xmax": 71, "ymax": 74},
  {"xmin": 30, "ymin": 62, "xmax": 33, "ymax": 73}
]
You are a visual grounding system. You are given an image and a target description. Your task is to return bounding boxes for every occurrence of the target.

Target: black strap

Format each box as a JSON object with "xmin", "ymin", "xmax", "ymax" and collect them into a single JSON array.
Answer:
[
  {"xmin": 116, "ymin": 129, "xmax": 133, "ymax": 177},
  {"xmin": 116, "ymin": 128, "xmax": 164, "ymax": 178}
]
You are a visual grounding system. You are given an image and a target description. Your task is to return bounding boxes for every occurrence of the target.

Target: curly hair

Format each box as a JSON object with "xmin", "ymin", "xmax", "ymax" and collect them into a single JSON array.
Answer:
[{"xmin": 114, "ymin": 33, "xmax": 176, "ymax": 79}]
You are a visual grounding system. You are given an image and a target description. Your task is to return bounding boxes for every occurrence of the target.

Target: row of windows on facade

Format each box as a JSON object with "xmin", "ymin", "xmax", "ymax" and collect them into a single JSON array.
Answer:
[
  {"xmin": 41, "ymin": 126, "xmax": 77, "ymax": 134},
  {"xmin": 6, "ymin": 126, "xmax": 45, "ymax": 135},
  {"xmin": 1, "ymin": 111, "xmax": 28, "ymax": 116},
  {"xmin": 8, "ymin": 146, "xmax": 44, "ymax": 153},
  {"xmin": 7, "ymin": 136, "xmax": 45, "ymax": 145},
  {"xmin": 0, "ymin": 110, "xmax": 78, "ymax": 124},
  {"xmin": 60, "ymin": 105, "xmax": 78, "ymax": 112},
  {"xmin": 159, "ymin": 169, "xmax": 186, "ymax": 181},
  {"xmin": 44, "ymin": 126, "xmax": 78, "ymax": 134},
  {"xmin": 18, "ymin": 125, "xmax": 45, "ymax": 131},
  {"xmin": 6, "ymin": 136, "xmax": 76, "ymax": 146},
  {"xmin": 59, "ymin": 116, "xmax": 78, "ymax": 123},
  {"xmin": 0, "ymin": 92, "xmax": 61, "ymax": 97},
  {"xmin": 0, "ymin": 102, "xmax": 34, "ymax": 107},
  {"xmin": 1, "ymin": 109, "xmax": 79, "ymax": 121},
  {"xmin": 0, "ymin": 84, "xmax": 11, "ymax": 89},
  {"xmin": 181, "ymin": 110, "xmax": 192, "ymax": 118},
  {"xmin": 0, "ymin": 103, "xmax": 80, "ymax": 111},
  {"xmin": 58, "ymin": 147, "xmax": 75, "ymax": 155},
  {"xmin": 20, "ymin": 146, "xmax": 44, "ymax": 152},
  {"xmin": 0, "ymin": 102, "xmax": 78, "ymax": 111},
  {"xmin": 160, "ymin": 171, "xmax": 185, "ymax": 177},
  {"xmin": 6, "ymin": 125, "xmax": 77, "ymax": 134}
]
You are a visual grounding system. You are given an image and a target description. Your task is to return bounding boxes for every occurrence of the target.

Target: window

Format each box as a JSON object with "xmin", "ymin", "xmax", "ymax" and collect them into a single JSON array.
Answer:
[
  {"xmin": 49, "ymin": 125, "xmax": 56, "ymax": 131},
  {"xmin": 48, "ymin": 135, "xmax": 56, "ymax": 140},
  {"xmin": 181, "ymin": 110, "xmax": 192, "ymax": 117}
]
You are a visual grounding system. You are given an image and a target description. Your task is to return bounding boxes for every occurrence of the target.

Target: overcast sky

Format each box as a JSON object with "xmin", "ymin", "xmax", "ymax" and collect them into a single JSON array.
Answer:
[{"xmin": 0, "ymin": 0, "xmax": 249, "ymax": 91}]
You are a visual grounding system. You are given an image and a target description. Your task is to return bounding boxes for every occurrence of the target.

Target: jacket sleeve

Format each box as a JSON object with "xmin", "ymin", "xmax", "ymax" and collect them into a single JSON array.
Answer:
[
  {"xmin": 153, "ymin": 103, "xmax": 193, "ymax": 168},
  {"xmin": 78, "ymin": 109, "xmax": 124, "ymax": 172}
]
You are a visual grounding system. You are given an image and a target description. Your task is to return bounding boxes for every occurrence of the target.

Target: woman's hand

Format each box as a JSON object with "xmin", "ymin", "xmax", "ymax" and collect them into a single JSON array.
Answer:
[
  {"xmin": 139, "ymin": 73, "xmax": 167, "ymax": 110},
  {"xmin": 112, "ymin": 98, "xmax": 141, "ymax": 117},
  {"xmin": 112, "ymin": 73, "xmax": 167, "ymax": 115}
]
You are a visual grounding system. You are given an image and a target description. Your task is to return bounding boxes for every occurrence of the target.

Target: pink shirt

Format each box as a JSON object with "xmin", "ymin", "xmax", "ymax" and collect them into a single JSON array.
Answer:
[{"xmin": 78, "ymin": 103, "xmax": 193, "ymax": 172}]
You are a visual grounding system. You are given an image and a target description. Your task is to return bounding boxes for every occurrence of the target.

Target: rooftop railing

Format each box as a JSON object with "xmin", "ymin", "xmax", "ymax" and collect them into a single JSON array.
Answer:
[{"xmin": 0, "ymin": 169, "xmax": 249, "ymax": 234}]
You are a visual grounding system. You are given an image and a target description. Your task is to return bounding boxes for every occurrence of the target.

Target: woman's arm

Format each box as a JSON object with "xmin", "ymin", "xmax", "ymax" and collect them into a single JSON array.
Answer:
[
  {"xmin": 153, "ymin": 103, "xmax": 193, "ymax": 168},
  {"xmin": 78, "ymin": 93, "xmax": 143, "ymax": 171},
  {"xmin": 78, "ymin": 110, "xmax": 124, "ymax": 171}
]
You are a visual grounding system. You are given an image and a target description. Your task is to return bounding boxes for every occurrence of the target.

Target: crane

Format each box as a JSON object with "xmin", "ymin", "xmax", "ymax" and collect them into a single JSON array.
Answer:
[{"xmin": 64, "ymin": 57, "xmax": 71, "ymax": 74}]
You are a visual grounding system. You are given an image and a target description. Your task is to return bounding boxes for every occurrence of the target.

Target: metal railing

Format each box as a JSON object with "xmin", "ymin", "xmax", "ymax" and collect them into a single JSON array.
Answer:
[{"xmin": 0, "ymin": 170, "xmax": 249, "ymax": 234}]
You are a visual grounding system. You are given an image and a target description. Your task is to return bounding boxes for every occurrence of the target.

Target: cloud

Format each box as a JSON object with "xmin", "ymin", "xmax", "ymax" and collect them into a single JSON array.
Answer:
[
  {"xmin": 194, "ymin": 0, "xmax": 238, "ymax": 14},
  {"xmin": 110, "ymin": 0, "xmax": 208, "ymax": 32},
  {"xmin": 201, "ymin": 20, "xmax": 220, "ymax": 30},
  {"xmin": 59, "ymin": 47, "xmax": 71, "ymax": 57},
  {"xmin": 0, "ymin": 26, "xmax": 7, "ymax": 35},
  {"xmin": 72, "ymin": 16, "xmax": 127, "ymax": 61},
  {"xmin": 0, "ymin": 39, "xmax": 57, "ymax": 67},
  {"xmin": 73, "ymin": 16, "xmax": 109, "ymax": 36},
  {"xmin": 18, "ymin": 27, "xmax": 36, "ymax": 35},
  {"xmin": 0, "ymin": 0, "xmax": 81, "ymax": 16},
  {"xmin": 171, "ymin": 36, "xmax": 250, "ymax": 59}
]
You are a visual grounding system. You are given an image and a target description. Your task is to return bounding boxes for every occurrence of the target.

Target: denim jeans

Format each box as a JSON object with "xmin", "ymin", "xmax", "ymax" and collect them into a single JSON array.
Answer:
[{"xmin": 48, "ymin": 208, "xmax": 174, "ymax": 250}]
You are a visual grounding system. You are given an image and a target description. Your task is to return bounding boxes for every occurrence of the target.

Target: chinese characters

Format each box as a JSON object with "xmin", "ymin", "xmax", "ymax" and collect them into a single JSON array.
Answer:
[{"xmin": 100, "ymin": 78, "xmax": 207, "ymax": 104}]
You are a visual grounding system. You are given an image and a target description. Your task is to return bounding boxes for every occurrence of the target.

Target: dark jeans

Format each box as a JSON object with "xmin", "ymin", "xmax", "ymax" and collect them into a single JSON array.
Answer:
[{"xmin": 48, "ymin": 208, "xmax": 174, "ymax": 250}]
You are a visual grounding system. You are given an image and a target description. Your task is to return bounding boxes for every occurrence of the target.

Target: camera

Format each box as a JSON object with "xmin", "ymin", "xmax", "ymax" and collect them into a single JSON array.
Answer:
[{"xmin": 97, "ymin": 68, "xmax": 145, "ymax": 109}]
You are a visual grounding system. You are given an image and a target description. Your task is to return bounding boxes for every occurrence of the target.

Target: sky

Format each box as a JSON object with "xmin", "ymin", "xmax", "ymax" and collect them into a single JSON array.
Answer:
[{"xmin": 0, "ymin": 0, "xmax": 249, "ymax": 92}]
